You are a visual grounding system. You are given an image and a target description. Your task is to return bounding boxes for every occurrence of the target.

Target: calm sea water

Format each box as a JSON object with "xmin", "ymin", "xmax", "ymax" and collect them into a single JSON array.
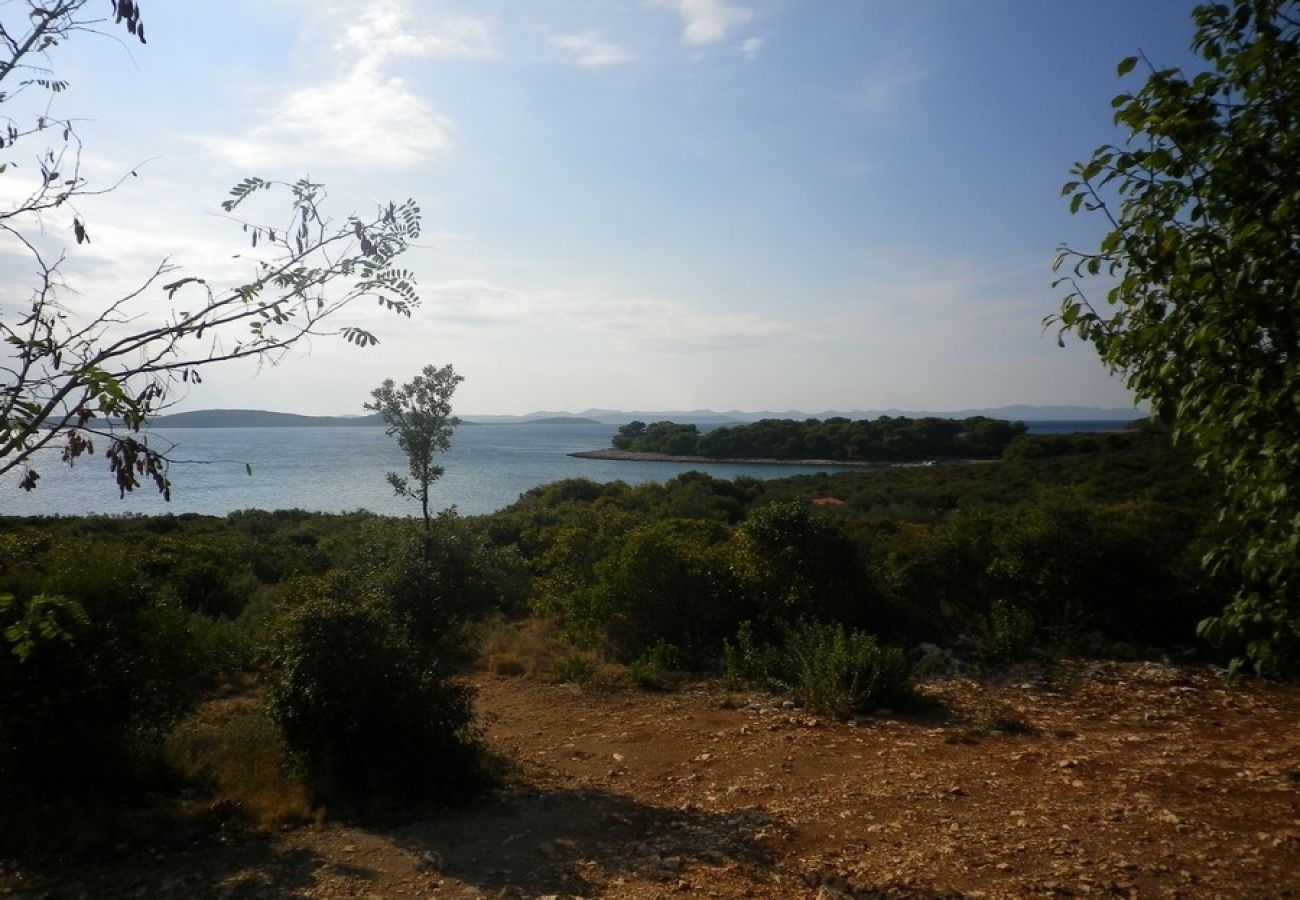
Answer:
[{"xmin": 0, "ymin": 420, "xmax": 1132, "ymax": 519}]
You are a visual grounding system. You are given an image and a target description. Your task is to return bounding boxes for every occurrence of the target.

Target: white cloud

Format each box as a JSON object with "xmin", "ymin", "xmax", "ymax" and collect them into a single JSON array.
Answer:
[
  {"xmin": 654, "ymin": 0, "xmax": 755, "ymax": 46},
  {"xmin": 203, "ymin": 1, "xmax": 489, "ymax": 170},
  {"xmin": 337, "ymin": 10, "xmax": 495, "ymax": 63},
  {"xmin": 421, "ymin": 278, "xmax": 807, "ymax": 350},
  {"xmin": 853, "ymin": 59, "xmax": 929, "ymax": 116},
  {"xmin": 740, "ymin": 36, "xmax": 764, "ymax": 59},
  {"xmin": 552, "ymin": 33, "xmax": 634, "ymax": 69}
]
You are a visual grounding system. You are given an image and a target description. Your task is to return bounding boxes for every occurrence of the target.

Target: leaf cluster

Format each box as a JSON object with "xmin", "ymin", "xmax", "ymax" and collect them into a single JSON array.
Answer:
[{"xmin": 1050, "ymin": 0, "xmax": 1300, "ymax": 674}]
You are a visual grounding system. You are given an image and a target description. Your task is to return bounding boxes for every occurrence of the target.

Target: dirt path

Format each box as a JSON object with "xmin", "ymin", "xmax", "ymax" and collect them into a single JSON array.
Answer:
[{"xmin": 5, "ymin": 661, "xmax": 1300, "ymax": 898}]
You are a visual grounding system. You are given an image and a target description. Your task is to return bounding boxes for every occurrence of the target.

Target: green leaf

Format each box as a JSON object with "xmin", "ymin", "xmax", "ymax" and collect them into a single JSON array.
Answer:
[{"xmin": 1117, "ymin": 56, "xmax": 1139, "ymax": 76}]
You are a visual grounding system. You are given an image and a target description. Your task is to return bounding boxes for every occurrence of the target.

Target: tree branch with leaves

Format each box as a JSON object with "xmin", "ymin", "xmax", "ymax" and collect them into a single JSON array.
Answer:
[
  {"xmin": 1050, "ymin": 0, "xmax": 1300, "ymax": 675},
  {"xmin": 0, "ymin": 1, "xmax": 424, "ymax": 501}
]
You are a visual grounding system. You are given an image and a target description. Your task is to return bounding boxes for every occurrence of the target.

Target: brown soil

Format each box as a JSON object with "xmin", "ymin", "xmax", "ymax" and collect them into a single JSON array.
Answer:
[{"xmin": 5, "ymin": 661, "xmax": 1300, "ymax": 898}]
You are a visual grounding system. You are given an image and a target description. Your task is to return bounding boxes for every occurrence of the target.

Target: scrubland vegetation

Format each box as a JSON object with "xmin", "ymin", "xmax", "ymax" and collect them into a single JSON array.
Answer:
[
  {"xmin": 0, "ymin": 427, "xmax": 1241, "ymax": 850},
  {"xmin": 611, "ymin": 414, "xmax": 1028, "ymax": 460}
]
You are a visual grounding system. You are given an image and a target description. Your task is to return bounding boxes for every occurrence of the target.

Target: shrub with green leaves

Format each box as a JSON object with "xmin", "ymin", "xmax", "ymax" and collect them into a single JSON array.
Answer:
[
  {"xmin": 1051, "ymin": 0, "xmax": 1300, "ymax": 675},
  {"xmin": 722, "ymin": 621, "xmax": 786, "ymax": 690},
  {"xmin": 267, "ymin": 594, "xmax": 481, "ymax": 800},
  {"xmin": 724, "ymin": 620, "xmax": 912, "ymax": 718},
  {"xmin": 589, "ymin": 518, "xmax": 738, "ymax": 661},
  {"xmin": 732, "ymin": 501, "xmax": 869, "ymax": 627},
  {"xmin": 978, "ymin": 600, "xmax": 1036, "ymax": 665},
  {"xmin": 783, "ymin": 621, "xmax": 912, "ymax": 718}
]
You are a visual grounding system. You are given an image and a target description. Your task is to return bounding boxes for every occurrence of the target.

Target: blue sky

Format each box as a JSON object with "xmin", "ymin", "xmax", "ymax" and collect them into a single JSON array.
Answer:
[{"xmin": 16, "ymin": 1, "xmax": 1202, "ymax": 415}]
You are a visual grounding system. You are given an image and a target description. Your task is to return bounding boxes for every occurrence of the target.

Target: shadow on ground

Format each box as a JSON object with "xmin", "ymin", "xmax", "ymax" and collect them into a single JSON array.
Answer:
[{"xmin": 384, "ymin": 782, "xmax": 795, "ymax": 896}]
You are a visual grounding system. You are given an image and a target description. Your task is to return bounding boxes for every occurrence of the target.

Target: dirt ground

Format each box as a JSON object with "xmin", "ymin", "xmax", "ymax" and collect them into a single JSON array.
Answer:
[{"xmin": 4, "ymin": 660, "xmax": 1300, "ymax": 899}]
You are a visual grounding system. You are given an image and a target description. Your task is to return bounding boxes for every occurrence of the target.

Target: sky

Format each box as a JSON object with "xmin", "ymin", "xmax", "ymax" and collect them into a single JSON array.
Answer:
[{"xmin": 3, "ymin": 1, "xmax": 1205, "ymax": 416}]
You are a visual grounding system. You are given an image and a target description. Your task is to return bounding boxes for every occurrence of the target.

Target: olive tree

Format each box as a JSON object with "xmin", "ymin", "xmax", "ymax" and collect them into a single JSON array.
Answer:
[
  {"xmin": 0, "ymin": 2, "xmax": 422, "ymax": 500},
  {"xmin": 1050, "ymin": 1, "xmax": 1300, "ymax": 673},
  {"xmin": 367, "ymin": 364, "xmax": 463, "ymax": 532}
]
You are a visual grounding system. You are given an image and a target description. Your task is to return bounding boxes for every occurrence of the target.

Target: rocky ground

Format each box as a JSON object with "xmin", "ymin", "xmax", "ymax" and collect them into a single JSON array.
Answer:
[{"xmin": 4, "ymin": 660, "xmax": 1300, "ymax": 898}]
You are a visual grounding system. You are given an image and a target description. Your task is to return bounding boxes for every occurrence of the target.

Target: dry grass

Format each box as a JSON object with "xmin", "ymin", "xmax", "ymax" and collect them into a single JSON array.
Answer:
[
  {"xmin": 478, "ymin": 617, "xmax": 570, "ymax": 679},
  {"xmin": 165, "ymin": 693, "xmax": 316, "ymax": 830},
  {"xmin": 478, "ymin": 617, "xmax": 629, "ymax": 691}
]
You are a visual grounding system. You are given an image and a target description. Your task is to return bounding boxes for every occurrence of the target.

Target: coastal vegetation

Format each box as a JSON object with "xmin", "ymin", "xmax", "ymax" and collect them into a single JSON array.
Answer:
[
  {"xmin": 611, "ymin": 415, "xmax": 1028, "ymax": 461},
  {"xmin": 1, "ymin": 425, "xmax": 1232, "ymax": 850},
  {"xmin": 0, "ymin": 3, "xmax": 1295, "ymax": 884}
]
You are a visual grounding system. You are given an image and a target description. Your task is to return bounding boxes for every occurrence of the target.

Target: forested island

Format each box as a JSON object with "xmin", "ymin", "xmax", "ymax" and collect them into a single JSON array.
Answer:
[{"xmin": 602, "ymin": 415, "xmax": 1028, "ymax": 462}]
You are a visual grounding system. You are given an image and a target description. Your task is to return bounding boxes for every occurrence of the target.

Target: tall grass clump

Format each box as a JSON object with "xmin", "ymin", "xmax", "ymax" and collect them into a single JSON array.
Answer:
[
  {"xmin": 783, "ymin": 621, "xmax": 912, "ymax": 717},
  {"xmin": 723, "ymin": 620, "xmax": 913, "ymax": 718}
]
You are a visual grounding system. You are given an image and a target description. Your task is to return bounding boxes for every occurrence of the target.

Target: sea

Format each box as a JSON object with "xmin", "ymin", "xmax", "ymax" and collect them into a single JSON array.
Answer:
[{"xmin": 0, "ymin": 420, "xmax": 1133, "ymax": 519}]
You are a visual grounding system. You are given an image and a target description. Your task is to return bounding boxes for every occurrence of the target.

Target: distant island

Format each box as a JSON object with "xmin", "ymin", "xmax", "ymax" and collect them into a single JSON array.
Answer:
[
  {"xmin": 581, "ymin": 415, "xmax": 1029, "ymax": 465},
  {"xmin": 148, "ymin": 409, "xmax": 384, "ymax": 428},
  {"xmin": 514, "ymin": 416, "xmax": 601, "ymax": 425}
]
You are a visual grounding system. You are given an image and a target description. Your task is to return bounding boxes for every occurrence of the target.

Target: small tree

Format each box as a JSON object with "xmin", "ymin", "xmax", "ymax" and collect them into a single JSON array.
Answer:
[
  {"xmin": 367, "ymin": 364, "xmax": 463, "ymax": 532},
  {"xmin": 0, "ymin": 3, "xmax": 422, "ymax": 500},
  {"xmin": 1050, "ymin": 1, "xmax": 1300, "ymax": 674}
]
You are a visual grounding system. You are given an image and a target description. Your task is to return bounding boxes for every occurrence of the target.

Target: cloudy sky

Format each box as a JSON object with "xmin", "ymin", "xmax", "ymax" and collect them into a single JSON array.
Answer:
[{"xmin": 9, "ymin": 1, "xmax": 1201, "ymax": 416}]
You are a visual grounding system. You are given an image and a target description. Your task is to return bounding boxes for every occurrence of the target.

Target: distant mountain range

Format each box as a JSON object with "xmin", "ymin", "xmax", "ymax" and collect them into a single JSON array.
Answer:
[
  {"xmin": 466, "ymin": 405, "xmax": 1147, "ymax": 426},
  {"xmin": 148, "ymin": 406, "xmax": 1144, "ymax": 428},
  {"xmin": 149, "ymin": 409, "xmax": 385, "ymax": 428}
]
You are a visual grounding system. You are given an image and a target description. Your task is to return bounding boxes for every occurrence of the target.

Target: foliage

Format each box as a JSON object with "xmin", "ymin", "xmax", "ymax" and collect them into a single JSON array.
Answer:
[
  {"xmin": 1050, "ymin": 0, "xmax": 1300, "ymax": 674},
  {"xmin": 692, "ymin": 415, "xmax": 1026, "ymax": 461},
  {"xmin": 608, "ymin": 416, "xmax": 1029, "ymax": 461},
  {"xmin": 977, "ymin": 600, "xmax": 1037, "ymax": 665},
  {"xmin": 267, "ymin": 592, "xmax": 481, "ymax": 801},
  {"xmin": 731, "ymin": 501, "xmax": 868, "ymax": 627},
  {"xmin": 588, "ymin": 518, "xmax": 738, "ymax": 661},
  {"xmin": 723, "ymin": 620, "xmax": 912, "ymax": 718},
  {"xmin": 0, "ymin": 549, "xmax": 242, "ymax": 797},
  {"xmin": 722, "ymin": 620, "xmax": 786, "ymax": 690},
  {"xmin": 612, "ymin": 420, "xmax": 701, "ymax": 454},
  {"xmin": 783, "ymin": 621, "xmax": 912, "ymax": 717},
  {"xmin": 367, "ymin": 364, "xmax": 463, "ymax": 531},
  {"xmin": 342, "ymin": 513, "xmax": 529, "ymax": 661},
  {"xmin": 627, "ymin": 640, "xmax": 682, "ymax": 691},
  {"xmin": 0, "ymin": 1, "xmax": 422, "ymax": 498}
]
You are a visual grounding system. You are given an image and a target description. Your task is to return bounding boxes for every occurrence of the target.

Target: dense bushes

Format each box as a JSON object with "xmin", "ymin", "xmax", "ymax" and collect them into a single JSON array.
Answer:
[
  {"xmin": 0, "ymin": 509, "xmax": 511, "ymax": 808},
  {"xmin": 507, "ymin": 431, "xmax": 1223, "ymax": 672},
  {"xmin": 589, "ymin": 519, "xmax": 738, "ymax": 661},
  {"xmin": 611, "ymin": 415, "xmax": 1028, "ymax": 461},
  {"xmin": 0, "ymin": 544, "xmax": 243, "ymax": 797},
  {"xmin": 267, "ymin": 593, "xmax": 481, "ymax": 800},
  {"xmin": 0, "ymin": 426, "xmax": 1239, "ymax": 825}
]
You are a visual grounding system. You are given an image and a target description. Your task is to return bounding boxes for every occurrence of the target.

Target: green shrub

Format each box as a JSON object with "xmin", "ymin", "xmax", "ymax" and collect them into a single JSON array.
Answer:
[
  {"xmin": 551, "ymin": 650, "xmax": 599, "ymax": 684},
  {"xmin": 590, "ymin": 518, "xmax": 739, "ymax": 661},
  {"xmin": 783, "ymin": 621, "xmax": 912, "ymax": 718},
  {"xmin": 627, "ymin": 641, "xmax": 681, "ymax": 691},
  {"xmin": 722, "ymin": 621, "xmax": 785, "ymax": 689},
  {"xmin": 0, "ymin": 589, "xmax": 218, "ymax": 797},
  {"xmin": 731, "ymin": 502, "xmax": 867, "ymax": 626},
  {"xmin": 978, "ymin": 599, "xmax": 1036, "ymax": 665},
  {"xmin": 267, "ymin": 594, "xmax": 482, "ymax": 801},
  {"xmin": 342, "ymin": 514, "xmax": 531, "ymax": 661},
  {"xmin": 723, "ymin": 620, "xmax": 912, "ymax": 718}
]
